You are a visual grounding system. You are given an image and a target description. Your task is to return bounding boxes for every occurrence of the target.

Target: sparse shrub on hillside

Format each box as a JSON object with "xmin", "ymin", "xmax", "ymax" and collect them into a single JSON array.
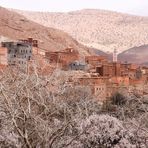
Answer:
[
  {"xmin": 0, "ymin": 66, "xmax": 147, "ymax": 147},
  {"xmin": 0, "ymin": 66, "xmax": 101, "ymax": 147},
  {"xmin": 110, "ymin": 92, "xmax": 126, "ymax": 106},
  {"xmin": 107, "ymin": 94, "xmax": 148, "ymax": 119},
  {"xmin": 76, "ymin": 114, "xmax": 136, "ymax": 148},
  {"xmin": 103, "ymin": 92, "xmax": 126, "ymax": 113},
  {"xmin": 15, "ymin": 10, "xmax": 148, "ymax": 52}
]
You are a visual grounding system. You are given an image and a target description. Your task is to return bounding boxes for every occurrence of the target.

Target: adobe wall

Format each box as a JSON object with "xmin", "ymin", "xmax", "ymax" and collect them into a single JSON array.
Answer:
[
  {"xmin": 45, "ymin": 48, "xmax": 79, "ymax": 69},
  {"xmin": 110, "ymin": 76, "xmax": 130, "ymax": 87},
  {"xmin": 85, "ymin": 56, "xmax": 107, "ymax": 68},
  {"xmin": 0, "ymin": 47, "xmax": 8, "ymax": 65},
  {"xmin": 93, "ymin": 84, "xmax": 107, "ymax": 101}
]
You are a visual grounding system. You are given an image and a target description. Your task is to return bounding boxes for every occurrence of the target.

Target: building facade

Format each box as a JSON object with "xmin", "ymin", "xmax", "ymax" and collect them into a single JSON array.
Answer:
[
  {"xmin": 68, "ymin": 60, "xmax": 86, "ymax": 71},
  {"xmin": 45, "ymin": 47, "xmax": 79, "ymax": 69},
  {"xmin": 1, "ymin": 41, "xmax": 32, "ymax": 65}
]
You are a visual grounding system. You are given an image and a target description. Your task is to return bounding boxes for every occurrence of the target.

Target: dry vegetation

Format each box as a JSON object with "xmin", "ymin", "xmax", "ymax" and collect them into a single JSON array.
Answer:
[
  {"xmin": 0, "ymin": 7, "xmax": 148, "ymax": 147},
  {"xmin": 0, "ymin": 63, "xmax": 147, "ymax": 147},
  {"xmin": 14, "ymin": 9, "xmax": 148, "ymax": 53}
]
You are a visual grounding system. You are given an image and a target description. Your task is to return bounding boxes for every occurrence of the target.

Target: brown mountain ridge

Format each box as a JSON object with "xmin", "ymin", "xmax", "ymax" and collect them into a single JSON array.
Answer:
[
  {"xmin": 0, "ymin": 7, "xmax": 90, "ymax": 56},
  {"xmin": 13, "ymin": 9, "xmax": 148, "ymax": 53},
  {"xmin": 118, "ymin": 45, "xmax": 148, "ymax": 65}
]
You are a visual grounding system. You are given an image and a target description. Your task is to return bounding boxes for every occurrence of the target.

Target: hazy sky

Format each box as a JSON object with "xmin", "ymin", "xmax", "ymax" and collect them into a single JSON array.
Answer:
[{"xmin": 0, "ymin": 0, "xmax": 148, "ymax": 16}]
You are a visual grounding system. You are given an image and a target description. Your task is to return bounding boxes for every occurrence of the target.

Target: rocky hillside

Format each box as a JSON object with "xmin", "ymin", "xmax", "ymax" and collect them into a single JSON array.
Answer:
[
  {"xmin": 91, "ymin": 45, "xmax": 148, "ymax": 65},
  {"xmin": 0, "ymin": 7, "xmax": 90, "ymax": 56},
  {"xmin": 13, "ymin": 9, "xmax": 148, "ymax": 53},
  {"xmin": 118, "ymin": 45, "xmax": 148, "ymax": 64}
]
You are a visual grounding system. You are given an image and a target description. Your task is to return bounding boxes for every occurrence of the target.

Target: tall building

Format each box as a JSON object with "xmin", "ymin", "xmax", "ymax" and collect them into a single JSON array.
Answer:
[
  {"xmin": 113, "ymin": 49, "xmax": 118, "ymax": 62},
  {"xmin": 1, "ymin": 41, "xmax": 32, "ymax": 65}
]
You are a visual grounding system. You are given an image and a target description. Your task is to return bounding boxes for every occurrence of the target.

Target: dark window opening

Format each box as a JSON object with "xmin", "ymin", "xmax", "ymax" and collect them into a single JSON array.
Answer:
[{"xmin": 8, "ymin": 49, "xmax": 11, "ymax": 53}]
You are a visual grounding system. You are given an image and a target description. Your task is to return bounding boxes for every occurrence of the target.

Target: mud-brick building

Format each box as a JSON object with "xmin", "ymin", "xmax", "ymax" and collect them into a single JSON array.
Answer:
[
  {"xmin": 121, "ymin": 63, "xmax": 138, "ymax": 71},
  {"xmin": 20, "ymin": 38, "xmax": 41, "ymax": 55},
  {"xmin": 142, "ymin": 66, "xmax": 148, "ymax": 75},
  {"xmin": 68, "ymin": 60, "xmax": 86, "ymax": 71},
  {"xmin": 121, "ymin": 66, "xmax": 142, "ymax": 80},
  {"xmin": 19, "ymin": 38, "xmax": 38, "ymax": 48},
  {"xmin": 109, "ymin": 76, "xmax": 130, "ymax": 87},
  {"xmin": 1, "ymin": 41, "xmax": 32, "ymax": 65},
  {"xmin": 96, "ymin": 64, "xmax": 113, "ymax": 76},
  {"xmin": 96, "ymin": 62, "xmax": 122, "ymax": 77},
  {"xmin": 78, "ymin": 76, "xmax": 109, "ymax": 101},
  {"xmin": 85, "ymin": 56, "xmax": 107, "ymax": 67},
  {"xmin": 141, "ymin": 67, "xmax": 148, "ymax": 83},
  {"xmin": 45, "ymin": 47, "xmax": 79, "ymax": 69}
]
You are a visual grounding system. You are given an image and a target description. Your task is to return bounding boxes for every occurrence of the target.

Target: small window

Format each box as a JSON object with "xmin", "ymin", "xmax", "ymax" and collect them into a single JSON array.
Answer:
[{"xmin": 8, "ymin": 49, "xmax": 11, "ymax": 53}]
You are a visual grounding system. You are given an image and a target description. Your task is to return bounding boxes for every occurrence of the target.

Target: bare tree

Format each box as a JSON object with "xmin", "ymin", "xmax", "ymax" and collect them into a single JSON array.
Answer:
[{"xmin": 0, "ymin": 64, "xmax": 147, "ymax": 147}]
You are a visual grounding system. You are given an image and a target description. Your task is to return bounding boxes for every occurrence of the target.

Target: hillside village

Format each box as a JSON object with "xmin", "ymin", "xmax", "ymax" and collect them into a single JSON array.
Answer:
[
  {"xmin": 0, "ymin": 3, "xmax": 148, "ymax": 147},
  {"xmin": 0, "ymin": 38, "xmax": 148, "ymax": 101}
]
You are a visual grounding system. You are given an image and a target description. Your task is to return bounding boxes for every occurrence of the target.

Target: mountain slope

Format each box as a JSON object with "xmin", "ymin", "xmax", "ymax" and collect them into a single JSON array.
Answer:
[
  {"xmin": 118, "ymin": 45, "xmax": 148, "ymax": 64},
  {"xmin": 0, "ymin": 7, "xmax": 90, "ymax": 56},
  {"xmin": 13, "ymin": 9, "xmax": 148, "ymax": 53}
]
